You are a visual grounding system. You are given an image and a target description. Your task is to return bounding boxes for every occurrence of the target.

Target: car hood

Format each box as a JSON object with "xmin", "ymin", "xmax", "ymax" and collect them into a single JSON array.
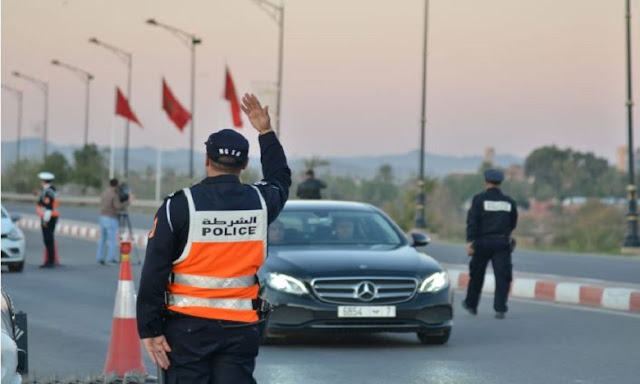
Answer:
[{"xmin": 262, "ymin": 244, "xmax": 444, "ymax": 279}]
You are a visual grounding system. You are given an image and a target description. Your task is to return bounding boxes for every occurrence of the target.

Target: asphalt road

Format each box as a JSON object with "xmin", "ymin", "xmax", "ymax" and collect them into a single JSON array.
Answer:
[
  {"xmin": 2, "ymin": 232, "xmax": 639, "ymax": 383},
  {"xmin": 5, "ymin": 201, "xmax": 640, "ymax": 284}
]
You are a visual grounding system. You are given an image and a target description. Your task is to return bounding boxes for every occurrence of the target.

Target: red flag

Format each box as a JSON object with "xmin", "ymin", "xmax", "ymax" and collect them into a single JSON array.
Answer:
[
  {"xmin": 162, "ymin": 78, "xmax": 191, "ymax": 131},
  {"xmin": 115, "ymin": 88, "xmax": 142, "ymax": 127},
  {"xmin": 224, "ymin": 67, "xmax": 243, "ymax": 128}
]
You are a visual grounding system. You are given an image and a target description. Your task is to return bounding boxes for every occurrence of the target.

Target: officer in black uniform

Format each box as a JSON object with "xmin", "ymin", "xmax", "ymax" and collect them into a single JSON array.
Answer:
[
  {"xmin": 37, "ymin": 171, "xmax": 59, "ymax": 268},
  {"xmin": 462, "ymin": 169, "xmax": 518, "ymax": 319},
  {"xmin": 296, "ymin": 169, "xmax": 326, "ymax": 199},
  {"xmin": 137, "ymin": 93, "xmax": 291, "ymax": 383}
]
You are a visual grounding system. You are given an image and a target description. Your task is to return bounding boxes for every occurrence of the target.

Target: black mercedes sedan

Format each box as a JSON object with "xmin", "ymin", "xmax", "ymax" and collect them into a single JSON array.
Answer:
[{"xmin": 259, "ymin": 200, "xmax": 453, "ymax": 345}]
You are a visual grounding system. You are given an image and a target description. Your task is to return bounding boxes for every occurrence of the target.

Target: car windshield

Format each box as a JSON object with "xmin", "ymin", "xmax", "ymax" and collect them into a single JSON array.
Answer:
[
  {"xmin": 269, "ymin": 209, "xmax": 404, "ymax": 246},
  {"xmin": 1, "ymin": 207, "xmax": 7, "ymax": 219}
]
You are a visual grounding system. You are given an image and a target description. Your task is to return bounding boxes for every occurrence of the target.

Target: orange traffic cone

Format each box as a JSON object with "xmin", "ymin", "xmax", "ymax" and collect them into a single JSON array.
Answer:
[
  {"xmin": 41, "ymin": 243, "xmax": 60, "ymax": 265},
  {"xmin": 103, "ymin": 240, "xmax": 147, "ymax": 377}
]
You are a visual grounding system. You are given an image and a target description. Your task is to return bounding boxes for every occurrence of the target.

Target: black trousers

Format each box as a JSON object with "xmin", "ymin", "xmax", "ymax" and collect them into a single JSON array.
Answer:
[
  {"xmin": 164, "ymin": 314, "xmax": 261, "ymax": 384},
  {"xmin": 464, "ymin": 237, "xmax": 513, "ymax": 313},
  {"xmin": 41, "ymin": 217, "xmax": 58, "ymax": 265}
]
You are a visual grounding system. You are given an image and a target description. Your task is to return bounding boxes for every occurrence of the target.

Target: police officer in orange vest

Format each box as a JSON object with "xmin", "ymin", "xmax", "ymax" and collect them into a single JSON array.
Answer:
[
  {"xmin": 137, "ymin": 93, "xmax": 291, "ymax": 383},
  {"xmin": 36, "ymin": 171, "xmax": 59, "ymax": 268}
]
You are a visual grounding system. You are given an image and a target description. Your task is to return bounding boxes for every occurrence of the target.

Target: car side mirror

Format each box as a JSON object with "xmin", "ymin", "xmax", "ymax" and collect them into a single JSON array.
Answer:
[
  {"xmin": 10, "ymin": 214, "xmax": 21, "ymax": 223},
  {"xmin": 410, "ymin": 232, "xmax": 430, "ymax": 247}
]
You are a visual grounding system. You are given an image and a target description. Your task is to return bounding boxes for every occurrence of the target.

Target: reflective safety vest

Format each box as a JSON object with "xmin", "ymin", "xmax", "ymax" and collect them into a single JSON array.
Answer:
[
  {"xmin": 166, "ymin": 186, "xmax": 268, "ymax": 323},
  {"xmin": 36, "ymin": 186, "xmax": 59, "ymax": 220}
]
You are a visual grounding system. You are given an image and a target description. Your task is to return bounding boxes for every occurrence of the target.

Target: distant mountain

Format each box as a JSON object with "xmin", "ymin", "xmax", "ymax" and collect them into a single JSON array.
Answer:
[{"xmin": 1, "ymin": 139, "xmax": 523, "ymax": 181}]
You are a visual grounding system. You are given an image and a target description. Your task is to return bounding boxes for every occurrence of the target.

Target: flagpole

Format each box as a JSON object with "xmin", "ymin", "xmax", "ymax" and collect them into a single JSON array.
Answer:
[
  {"xmin": 88, "ymin": 38, "xmax": 133, "ymax": 178},
  {"xmin": 155, "ymin": 147, "xmax": 162, "ymax": 202},
  {"xmin": 109, "ymin": 118, "xmax": 115, "ymax": 179},
  {"xmin": 145, "ymin": 18, "xmax": 201, "ymax": 180}
]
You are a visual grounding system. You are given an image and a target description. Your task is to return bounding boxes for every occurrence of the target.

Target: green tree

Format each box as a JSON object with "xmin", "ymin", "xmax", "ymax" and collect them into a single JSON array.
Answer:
[
  {"xmin": 361, "ymin": 165, "xmax": 398, "ymax": 207},
  {"xmin": 72, "ymin": 144, "xmax": 107, "ymax": 191},
  {"xmin": 303, "ymin": 156, "xmax": 330, "ymax": 171},
  {"xmin": 325, "ymin": 176, "xmax": 360, "ymax": 201},
  {"xmin": 42, "ymin": 151, "xmax": 72, "ymax": 185},
  {"xmin": 1, "ymin": 159, "xmax": 43, "ymax": 193},
  {"xmin": 441, "ymin": 173, "xmax": 484, "ymax": 206},
  {"xmin": 525, "ymin": 146, "xmax": 618, "ymax": 200}
]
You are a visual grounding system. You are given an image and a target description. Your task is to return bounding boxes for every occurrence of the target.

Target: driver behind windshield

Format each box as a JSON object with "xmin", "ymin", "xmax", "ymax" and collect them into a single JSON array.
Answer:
[
  {"xmin": 333, "ymin": 217, "xmax": 356, "ymax": 241},
  {"xmin": 268, "ymin": 220, "xmax": 285, "ymax": 244}
]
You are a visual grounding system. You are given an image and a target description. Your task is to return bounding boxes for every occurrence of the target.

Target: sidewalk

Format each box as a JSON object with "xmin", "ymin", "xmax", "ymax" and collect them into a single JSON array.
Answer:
[{"xmin": 16, "ymin": 214, "xmax": 640, "ymax": 314}]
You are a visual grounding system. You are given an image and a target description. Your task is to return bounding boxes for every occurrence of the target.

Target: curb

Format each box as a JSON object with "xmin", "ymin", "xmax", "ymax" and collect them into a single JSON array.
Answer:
[
  {"xmin": 446, "ymin": 268, "xmax": 640, "ymax": 313},
  {"xmin": 15, "ymin": 215, "xmax": 640, "ymax": 313}
]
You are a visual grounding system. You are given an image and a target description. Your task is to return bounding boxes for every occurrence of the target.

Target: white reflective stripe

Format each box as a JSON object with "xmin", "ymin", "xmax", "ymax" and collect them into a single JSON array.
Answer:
[
  {"xmin": 250, "ymin": 185, "xmax": 268, "ymax": 261},
  {"xmin": 113, "ymin": 280, "xmax": 137, "ymax": 319},
  {"xmin": 173, "ymin": 273, "xmax": 256, "ymax": 289},
  {"xmin": 175, "ymin": 188, "xmax": 195, "ymax": 265},
  {"xmin": 167, "ymin": 294, "xmax": 253, "ymax": 310},
  {"xmin": 166, "ymin": 198, "xmax": 174, "ymax": 233}
]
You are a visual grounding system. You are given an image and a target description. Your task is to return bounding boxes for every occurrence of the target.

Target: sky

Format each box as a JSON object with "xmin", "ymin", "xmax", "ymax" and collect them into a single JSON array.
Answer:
[{"xmin": 1, "ymin": 0, "xmax": 639, "ymax": 164}]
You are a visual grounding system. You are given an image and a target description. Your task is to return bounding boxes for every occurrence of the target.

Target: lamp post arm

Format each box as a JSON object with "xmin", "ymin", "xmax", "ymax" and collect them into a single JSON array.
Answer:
[
  {"xmin": 52, "ymin": 60, "xmax": 94, "ymax": 82},
  {"xmin": 250, "ymin": 0, "xmax": 283, "ymax": 23},
  {"xmin": 89, "ymin": 39, "xmax": 132, "ymax": 65},
  {"xmin": 12, "ymin": 72, "xmax": 47, "ymax": 90},
  {"xmin": 147, "ymin": 20, "xmax": 200, "ymax": 47}
]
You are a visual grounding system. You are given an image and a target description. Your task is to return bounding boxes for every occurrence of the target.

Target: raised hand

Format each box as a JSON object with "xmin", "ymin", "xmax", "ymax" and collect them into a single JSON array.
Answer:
[{"xmin": 240, "ymin": 93, "xmax": 272, "ymax": 134}]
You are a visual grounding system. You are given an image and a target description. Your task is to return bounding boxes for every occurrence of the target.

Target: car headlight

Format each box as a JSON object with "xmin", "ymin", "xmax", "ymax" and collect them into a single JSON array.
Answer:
[
  {"xmin": 6, "ymin": 228, "xmax": 23, "ymax": 241},
  {"xmin": 266, "ymin": 273, "xmax": 309, "ymax": 295},
  {"xmin": 418, "ymin": 271, "xmax": 449, "ymax": 293}
]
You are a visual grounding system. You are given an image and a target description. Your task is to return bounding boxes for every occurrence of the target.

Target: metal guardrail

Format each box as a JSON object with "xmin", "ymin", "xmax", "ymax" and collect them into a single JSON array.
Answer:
[{"xmin": 1, "ymin": 192, "xmax": 160, "ymax": 208}]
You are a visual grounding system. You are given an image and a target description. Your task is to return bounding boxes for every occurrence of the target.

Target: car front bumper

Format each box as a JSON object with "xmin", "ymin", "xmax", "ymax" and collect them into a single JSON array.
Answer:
[
  {"xmin": 264, "ymin": 287, "xmax": 453, "ymax": 335},
  {"xmin": 1, "ymin": 238, "xmax": 25, "ymax": 264}
]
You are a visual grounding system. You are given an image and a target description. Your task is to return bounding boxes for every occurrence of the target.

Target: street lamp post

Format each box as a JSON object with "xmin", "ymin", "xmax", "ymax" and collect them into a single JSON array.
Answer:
[
  {"xmin": 88, "ymin": 37, "xmax": 133, "ymax": 178},
  {"xmin": 12, "ymin": 71, "xmax": 48, "ymax": 162},
  {"xmin": 250, "ymin": 0, "xmax": 285, "ymax": 137},
  {"xmin": 623, "ymin": 0, "xmax": 640, "ymax": 248},
  {"xmin": 146, "ymin": 18, "xmax": 201, "ymax": 179},
  {"xmin": 414, "ymin": 0, "xmax": 429, "ymax": 230},
  {"xmin": 51, "ymin": 59, "xmax": 94, "ymax": 147},
  {"xmin": 2, "ymin": 85, "xmax": 23, "ymax": 163}
]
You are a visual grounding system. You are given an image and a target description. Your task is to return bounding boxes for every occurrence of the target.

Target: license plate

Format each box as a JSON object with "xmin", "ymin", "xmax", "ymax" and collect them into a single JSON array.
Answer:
[{"xmin": 337, "ymin": 306, "xmax": 396, "ymax": 318}]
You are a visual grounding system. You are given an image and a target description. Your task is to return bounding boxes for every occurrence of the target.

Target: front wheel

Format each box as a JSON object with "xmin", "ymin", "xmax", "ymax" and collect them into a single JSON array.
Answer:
[
  {"xmin": 417, "ymin": 328, "xmax": 451, "ymax": 345},
  {"xmin": 8, "ymin": 261, "xmax": 24, "ymax": 273}
]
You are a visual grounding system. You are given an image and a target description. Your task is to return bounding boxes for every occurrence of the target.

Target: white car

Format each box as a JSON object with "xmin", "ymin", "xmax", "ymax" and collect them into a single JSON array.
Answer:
[
  {"xmin": 1, "ymin": 205, "xmax": 26, "ymax": 273},
  {"xmin": 1, "ymin": 289, "xmax": 25, "ymax": 384}
]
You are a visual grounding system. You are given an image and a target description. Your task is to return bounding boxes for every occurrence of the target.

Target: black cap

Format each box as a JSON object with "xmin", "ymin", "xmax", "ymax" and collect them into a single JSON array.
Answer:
[
  {"xmin": 204, "ymin": 129, "xmax": 249, "ymax": 166},
  {"xmin": 484, "ymin": 169, "xmax": 504, "ymax": 183}
]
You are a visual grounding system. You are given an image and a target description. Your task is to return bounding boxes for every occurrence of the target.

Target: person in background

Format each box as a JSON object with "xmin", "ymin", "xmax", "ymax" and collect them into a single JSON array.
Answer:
[
  {"xmin": 296, "ymin": 169, "xmax": 326, "ymax": 199},
  {"xmin": 96, "ymin": 178, "xmax": 129, "ymax": 265},
  {"xmin": 36, "ymin": 171, "xmax": 59, "ymax": 268},
  {"xmin": 462, "ymin": 169, "xmax": 518, "ymax": 319}
]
